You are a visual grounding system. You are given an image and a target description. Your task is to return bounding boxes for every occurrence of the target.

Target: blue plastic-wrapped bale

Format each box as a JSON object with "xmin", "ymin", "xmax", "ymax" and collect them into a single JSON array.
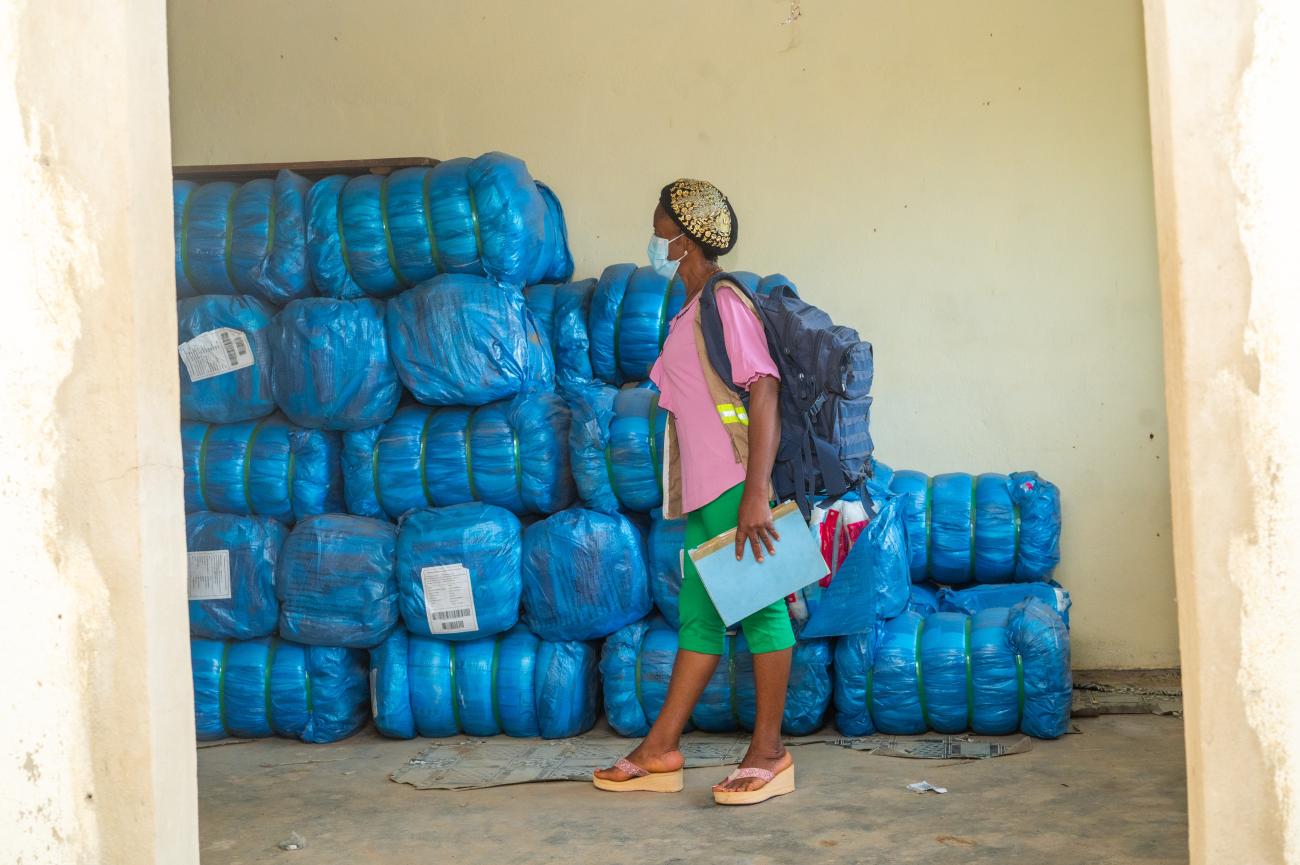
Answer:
[
  {"xmin": 589, "ymin": 264, "xmax": 686, "ymax": 384},
  {"xmin": 369, "ymin": 626, "xmax": 598, "ymax": 739},
  {"xmin": 887, "ymin": 468, "xmax": 1062, "ymax": 585},
  {"xmin": 173, "ymin": 180, "xmax": 197, "ymax": 297},
  {"xmin": 521, "ymin": 509, "xmax": 650, "ymax": 641},
  {"xmin": 600, "ymin": 617, "xmax": 833, "ymax": 737},
  {"xmin": 276, "ymin": 513, "xmax": 398, "ymax": 648},
  {"xmin": 832, "ymin": 598, "xmax": 1071, "ymax": 738},
  {"xmin": 270, "ymin": 297, "xmax": 401, "ymax": 430},
  {"xmin": 180, "ymin": 416, "xmax": 343, "ymax": 523},
  {"xmin": 344, "ymin": 393, "xmax": 574, "ymax": 519},
  {"xmin": 939, "ymin": 582, "xmax": 1072, "ymax": 628},
  {"xmin": 190, "ymin": 637, "xmax": 369, "ymax": 743},
  {"xmin": 395, "ymin": 504, "xmax": 521, "ymax": 640},
  {"xmin": 175, "ymin": 173, "xmax": 312, "ymax": 305},
  {"xmin": 387, "ymin": 273, "xmax": 553, "ymax": 406},
  {"xmin": 533, "ymin": 182, "xmax": 575, "ymax": 284},
  {"xmin": 567, "ymin": 383, "xmax": 665, "ymax": 513},
  {"xmin": 648, "ymin": 510, "xmax": 686, "ymax": 628},
  {"xmin": 305, "ymin": 154, "xmax": 564, "ymax": 294},
  {"xmin": 524, "ymin": 279, "xmax": 596, "ymax": 394},
  {"xmin": 186, "ymin": 511, "xmax": 287, "ymax": 640},
  {"xmin": 177, "ymin": 294, "xmax": 276, "ymax": 424},
  {"xmin": 908, "ymin": 582, "xmax": 941, "ymax": 616},
  {"xmin": 792, "ymin": 491, "xmax": 910, "ymax": 639}
]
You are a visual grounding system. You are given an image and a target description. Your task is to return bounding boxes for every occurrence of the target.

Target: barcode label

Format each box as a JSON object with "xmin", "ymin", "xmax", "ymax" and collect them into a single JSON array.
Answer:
[
  {"xmin": 187, "ymin": 550, "xmax": 231, "ymax": 601},
  {"xmin": 179, "ymin": 328, "xmax": 254, "ymax": 382},
  {"xmin": 419, "ymin": 563, "xmax": 478, "ymax": 634}
]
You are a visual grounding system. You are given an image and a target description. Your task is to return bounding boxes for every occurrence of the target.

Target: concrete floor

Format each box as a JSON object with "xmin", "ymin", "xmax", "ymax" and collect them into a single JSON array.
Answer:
[{"xmin": 197, "ymin": 714, "xmax": 1188, "ymax": 865}]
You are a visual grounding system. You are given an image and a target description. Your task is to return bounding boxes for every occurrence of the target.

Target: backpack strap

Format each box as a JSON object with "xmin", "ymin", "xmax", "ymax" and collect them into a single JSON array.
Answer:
[{"xmin": 696, "ymin": 271, "xmax": 753, "ymax": 396}]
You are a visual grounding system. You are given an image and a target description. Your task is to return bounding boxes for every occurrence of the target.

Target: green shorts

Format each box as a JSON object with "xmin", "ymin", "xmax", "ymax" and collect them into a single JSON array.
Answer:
[{"xmin": 677, "ymin": 482, "xmax": 797, "ymax": 656}]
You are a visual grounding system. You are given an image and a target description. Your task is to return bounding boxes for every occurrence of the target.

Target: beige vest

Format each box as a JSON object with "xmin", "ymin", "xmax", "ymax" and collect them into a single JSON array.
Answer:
[{"xmin": 660, "ymin": 280, "xmax": 775, "ymax": 519}]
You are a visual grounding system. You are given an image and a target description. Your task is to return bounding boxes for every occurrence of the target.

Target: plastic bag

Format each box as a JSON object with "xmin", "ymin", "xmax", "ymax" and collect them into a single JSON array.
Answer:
[
  {"xmin": 832, "ymin": 598, "xmax": 1071, "ymax": 738},
  {"xmin": 177, "ymin": 294, "xmax": 276, "ymax": 424},
  {"xmin": 600, "ymin": 617, "xmax": 833, "ymax": 737},
  {"xmin": 395, "ymin": 503, "xmax": 521, "ymax": 640},
  {"xmin": 938, "ymin": 582, "xmax": 1071, "ymax": 628},
  {"xmin": 567, "ymin": 383, "xmax": 665, "ymax": 513},
  {"xmin": 190, "ymin": 637, "xmax": 369, "ymax": 743},
  {"xmin": 369, "ymin": 626, "xmax": 598, "ymax": 739},
  {"xmin": 343, "ymin": 392, "xmax": 575, "ymax": 519},
  {"xmin": 520, "ymin": 508, "xmax": 650, "ymax": 641},
  {"xmin": 524, "ymin": 279, "xmax": 596, "ymax": 394},
  {"xmin": 181, "ymin": 416, "xmax": 343, "ymax": 524},
  {"xmin": 186, "ymin": 511, "xmax": 287, "ymax": 640},
  {"xmin": 276, "ymin": 513, "xmax": 398, "ymax": 648},
  {"xmin": 270, "ymin": 297, "xmax": 401, "ymax": 430},
  {"xmin": 884, "ymin": 466, "xmax": 1062, "ymax": 585},
  {"xmin": 305, "ymin": 154, "xmax": 568, "ymax": 294},
  {"xmin": 648, "ymin": 510, "xmax": 686, "ymax": 628},
  {"xmin": 387, "ymin": 274, "xmax": 554, "ymax": 406},
  {"xmin": 174, "ymin": 171, "xmax": 313, "ymax": 305}
]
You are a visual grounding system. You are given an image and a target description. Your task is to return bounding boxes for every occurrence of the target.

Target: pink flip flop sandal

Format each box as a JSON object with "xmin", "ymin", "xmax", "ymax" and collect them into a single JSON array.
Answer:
[
  {"xmin": 592, "ymin": 757, "xmax": 684, "ymax": 793},
  {"xmin": 712, "ymin": 764, "xmax": 796, "ymax": 806}
]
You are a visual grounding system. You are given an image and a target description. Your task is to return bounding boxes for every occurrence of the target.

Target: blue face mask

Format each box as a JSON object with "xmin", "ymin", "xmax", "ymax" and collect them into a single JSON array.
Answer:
[{"xmin": 647, "ymin": 233, "xmax": 685, "ymax": 279}]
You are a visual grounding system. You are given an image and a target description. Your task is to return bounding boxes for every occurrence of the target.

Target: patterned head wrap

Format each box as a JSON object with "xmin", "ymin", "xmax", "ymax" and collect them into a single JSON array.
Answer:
[{"xmin": 659, "ymin": 179, "xmax": 738, "ymax": 257}]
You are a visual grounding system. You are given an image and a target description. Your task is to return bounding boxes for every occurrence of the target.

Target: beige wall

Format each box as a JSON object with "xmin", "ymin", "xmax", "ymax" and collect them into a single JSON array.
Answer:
[
  {"xmin": 1145, "ymin": 0, "xmax": 1299, "ymax": 860},
  {"xmin": 166, "ymin": 0, "xmax": 1174, "ymax": 668},
  {"xmin": 2, "ymin": 0, "xmax": 198, "ymax": 863}
]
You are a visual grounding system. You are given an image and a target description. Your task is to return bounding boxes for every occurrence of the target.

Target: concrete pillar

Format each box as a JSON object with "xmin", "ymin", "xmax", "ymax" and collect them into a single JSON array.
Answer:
[
  {"xmin": 0, "ymin": 1, "xmax": 199, "ymax": 863},
  {"xmin": 1143, "ymin": 1, "xmax": 1299, "ymax": 862}
]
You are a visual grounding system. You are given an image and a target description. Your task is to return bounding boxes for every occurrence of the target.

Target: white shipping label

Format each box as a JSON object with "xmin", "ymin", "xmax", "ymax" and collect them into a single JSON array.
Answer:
[
  {"xmin": 187, "ymin": 550, "xmax": 232, "ymax": 601},
  {"xmin": 419, "ymin": 563, "xmax": 479, "ymax": 635},
  {"xmin": 179, "ymin": 328, "xmax": 254, "ymax": 382}
]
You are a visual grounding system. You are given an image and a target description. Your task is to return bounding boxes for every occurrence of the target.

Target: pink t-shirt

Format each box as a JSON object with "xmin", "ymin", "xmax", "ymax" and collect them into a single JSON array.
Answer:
[{"xmin": 649, "ymin": 283, "xmax": 780, "ymax": 514}]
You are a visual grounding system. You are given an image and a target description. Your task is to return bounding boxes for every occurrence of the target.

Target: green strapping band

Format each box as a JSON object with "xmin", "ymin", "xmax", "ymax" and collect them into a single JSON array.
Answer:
[
  {"xmin": 923, "ymin": 476, "xmax": 934, "ymax": 578},
  {"xmin": 914, "ymin": 618, "xmax": 931, "ymax": 731},
  {"xmin": 222, "ymin": 186, "xmax": 239, "ymax": 291},
  {"xmin": 968, "ymin": 475, "xmax": 978, "ymax": 581},
  {"xmin": 490, "ymin": 637, "xmax": 503, "ymax": 733},
  {"xmin": 726, "ymin": 636, "xmax": 740, "ymax": 728},
  {"xmin": 612, "ymin": 287, "xmax": 625, "ymax": 379},
  {"xmin": 304, "ymin": 664, "xmax": 314, "ymax": 715},
  {"xmin": 865, "ymin": 667, "xmax": 875, "ymax": 725},
  {"xmin": 1015, "ymin": 653, "xmax": 1025, "ymax": 726},
  {"xmin": 371, "ymin": 435, "xmax": 387, "ymax": 516},
  {"xmin": 420, "ymin": 169, "xmax": 445, "ymax": 273},
  {"xmin": 648, "ymin": 395, "xmax": 663, "ymax": 490},
  {"xmin": 448, "ymin": 643, "xmax": 462, "ymax": 733},
  {"xmin": 655, "ymin": 277, "xmax": 678, "ymax": 349},
  {"xmin": 335, "ymin": 182, "xmax": 356, "ymax": 280},
  {"xmin": 241, "ymin": 419, "xmax": 269, "ymax": 515},
  {"xmin": 264, "ymin": 184, "xmax": 278, "ymax": 259},
  {"xmin": 466, "ymin": 186, "xmax": 484, "ymax": 260},
  {"xmin": 634, "ymin": 637, "xmax": 645, "ymax": 710},
  {"xmin": 418, "ymin": 409, "xmax": 436, "ymax": 506},
  {"xmin": 263, "ymin": 637, "xmax": 279, "ymax": 730},
  {"xmin": 963, "ymin": 618, "xmax": 974, "ymax": 730},
  {"xmin": 463, "ymin": 408, "xmax": 480, "ymax": 501},
  {"xmin": 180, "ymin": 189, "xmax": 196, "ymax": 289},
  {"xmin": 218, "ymin": 640, "xmax": 231, "ymax": 737},
  {"xmin": 196, "ymin": 422, "xmax": 214, "ymax": 511},
  {"xmin": 378, "ymin": 175, "xmax": 411, "ymax": 288},
  {"xmin": 285, "ymin": 447, "xmax": 297, "ymax": 517},
  {"xmin": 510, "ymin": 424, "xmax": 523, "ymax": 497},
  {"xmin": 603, "ymin": 443, "xmax": 622, "ymax": 504}
]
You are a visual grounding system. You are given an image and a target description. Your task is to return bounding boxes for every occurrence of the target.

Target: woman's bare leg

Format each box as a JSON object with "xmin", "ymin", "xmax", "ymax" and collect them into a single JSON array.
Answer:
[
  {"xmin": 593, "ymin": 648, "xmax": 721, "ymax": 780},
  {"xmin": 714, "ymin": 646, "xmax": 793, "ymax": 792}
]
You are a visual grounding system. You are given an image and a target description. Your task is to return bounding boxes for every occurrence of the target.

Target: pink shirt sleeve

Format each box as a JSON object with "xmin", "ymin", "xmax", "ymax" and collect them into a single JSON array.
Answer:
[{"xmin": 717, "ymin": 284, "xmax": 780, "ymax": 389}]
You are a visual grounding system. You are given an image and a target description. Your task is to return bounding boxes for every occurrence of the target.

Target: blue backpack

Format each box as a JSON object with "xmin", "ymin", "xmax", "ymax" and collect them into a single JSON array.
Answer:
[{"xmin": 698, "ymin": 272, "xmax": 874, "ymax": 516}]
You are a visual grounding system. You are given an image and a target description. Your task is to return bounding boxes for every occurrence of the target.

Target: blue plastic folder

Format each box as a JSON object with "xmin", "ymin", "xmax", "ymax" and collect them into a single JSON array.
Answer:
[{"xmin": 688, "ymin": 501, "xmax": 829, "ymax": 627}]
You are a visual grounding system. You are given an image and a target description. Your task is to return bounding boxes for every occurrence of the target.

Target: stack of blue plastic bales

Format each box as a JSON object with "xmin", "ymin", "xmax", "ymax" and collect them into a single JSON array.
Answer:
[{"xmin": 177, "ymin": 153, "xmax": 599, "ymax": 744}]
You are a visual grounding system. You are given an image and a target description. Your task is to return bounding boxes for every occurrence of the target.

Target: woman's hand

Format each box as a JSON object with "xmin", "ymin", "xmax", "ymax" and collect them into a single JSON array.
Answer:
[{"xmin": 735, "ymin": 490, "xmax": 781, "ymax": 562}]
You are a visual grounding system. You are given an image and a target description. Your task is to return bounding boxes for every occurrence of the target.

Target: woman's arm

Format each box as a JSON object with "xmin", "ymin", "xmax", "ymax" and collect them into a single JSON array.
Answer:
[{"xmin": 735, "ymin": 374, "xmax": 781, "ymax": 562}]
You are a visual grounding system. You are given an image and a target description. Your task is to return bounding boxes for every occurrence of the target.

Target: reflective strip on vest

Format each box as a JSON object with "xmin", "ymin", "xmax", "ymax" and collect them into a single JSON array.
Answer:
[{"xmin": 715, "ymin": 403, "xmax": 749, "ymax": 426}]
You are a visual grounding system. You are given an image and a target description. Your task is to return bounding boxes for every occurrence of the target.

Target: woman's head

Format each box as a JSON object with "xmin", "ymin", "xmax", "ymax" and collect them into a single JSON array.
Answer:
[{"xmin": 652, "ymin": 179, "xmax": 738, "ymax": 264}]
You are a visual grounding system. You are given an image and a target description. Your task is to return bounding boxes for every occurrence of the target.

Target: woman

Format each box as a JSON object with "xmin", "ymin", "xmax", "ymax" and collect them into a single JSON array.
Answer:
[{"xmin": 593, "ymin": 179, "xmax": 796, "ymax": 806}]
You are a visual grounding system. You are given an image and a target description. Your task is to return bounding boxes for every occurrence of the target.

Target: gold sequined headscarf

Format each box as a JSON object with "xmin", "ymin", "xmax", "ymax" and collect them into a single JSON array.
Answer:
[{"xmin": 660, "ymin": 179, "xmax": 738, "ymax": 257}]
